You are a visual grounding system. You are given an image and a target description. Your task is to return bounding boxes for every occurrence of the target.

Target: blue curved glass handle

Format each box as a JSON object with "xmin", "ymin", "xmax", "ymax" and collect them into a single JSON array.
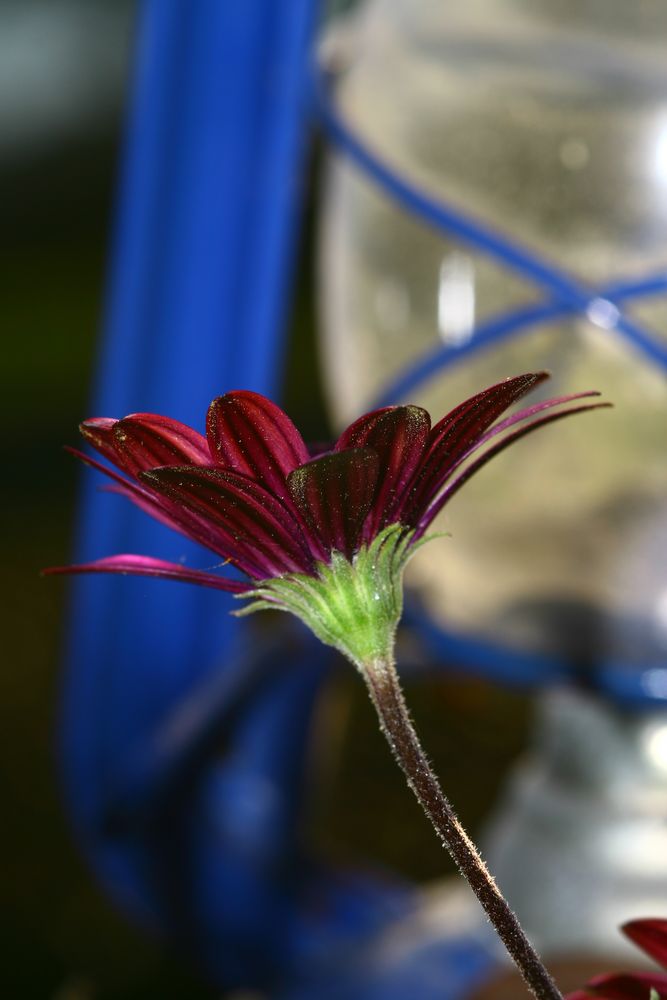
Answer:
[{"xmin": 59, "ymin": 0, "xmax": 380, "ymax": 990}]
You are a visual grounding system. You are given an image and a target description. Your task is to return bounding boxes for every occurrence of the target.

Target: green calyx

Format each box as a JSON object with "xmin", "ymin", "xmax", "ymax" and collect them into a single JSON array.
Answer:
[{"xmin": 236, "ymin": 524, "xmax": 426, "ymax": 668}]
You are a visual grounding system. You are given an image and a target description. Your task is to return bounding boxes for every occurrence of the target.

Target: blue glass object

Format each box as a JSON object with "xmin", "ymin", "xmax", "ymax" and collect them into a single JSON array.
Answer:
[
  {"xmin": 61, "ymin": 2, "xmax": 667, "ymax": 998},
  {"xmin": 59, "ymin": 1, "xmax": 418, "ymax": 992}
]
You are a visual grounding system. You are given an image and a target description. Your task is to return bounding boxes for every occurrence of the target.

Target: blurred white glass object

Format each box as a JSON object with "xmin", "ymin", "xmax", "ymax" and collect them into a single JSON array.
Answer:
[
  {"xmin": 484, "ymin": 687, "xmax": 667, "ymax": 958},
  {"xmin": 319, "ymin": 0, "xmax": 667, "ymax": 675},
  {"xmin": 319, "ymin": 0, "xmax": 667, "ymax": 961}
]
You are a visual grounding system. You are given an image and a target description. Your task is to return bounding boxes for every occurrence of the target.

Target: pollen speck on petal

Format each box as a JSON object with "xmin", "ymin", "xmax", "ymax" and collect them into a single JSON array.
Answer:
[
  {"xmin": 79, "ymin": 417, "xmax": 119, "ymax": 463},
  {"xmin": 113, "ymin": 413, "xmax": 211, "ymax": 475}
]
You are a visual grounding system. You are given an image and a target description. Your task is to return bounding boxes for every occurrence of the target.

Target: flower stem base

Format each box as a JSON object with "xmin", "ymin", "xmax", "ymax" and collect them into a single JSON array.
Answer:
[
  {"xmin": 362, "ymin": 654, "xmax": 563, "ymax": 1000},
  {"xmin": 236, "ymin": 525, "xmax": 417, "ymax": 665}
]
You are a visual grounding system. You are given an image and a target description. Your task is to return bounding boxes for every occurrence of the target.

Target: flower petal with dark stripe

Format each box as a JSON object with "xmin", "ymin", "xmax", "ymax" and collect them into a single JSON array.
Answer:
[
  {"xmin": 46, "ymin": 374, "xmax": 609, "ymax": 665},
  {"xmin": 569, "ymin": 919, "xmax": 667, "ymax": 1000}
]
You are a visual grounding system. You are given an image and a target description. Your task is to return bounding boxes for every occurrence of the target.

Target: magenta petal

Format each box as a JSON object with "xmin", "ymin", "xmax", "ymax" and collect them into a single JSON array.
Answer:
[
  {"xmin": 67, "ymin": 445, "xmax": 178, "ymax": 524},
  {"xmin": 336, "ymin": 405, "xmax": 430, "ymax": 534},
  {"xmin": 411, "ymin": 390, "xmax": 603, "ymax": 522},
  {"xmin": 206, "ymin": 390, "xmax": 310, "ymax": 494},
  {"xmin": 587, "ymin": 972, "xmax": 667, "ymax": 1000},
  {"xmin": 67, "ymin": 447, "xmax": 234, "ymax": 559},
  {"xmin": 407, "ymin": 372, "xmax": 550, "ymax": 519},
  {"xmin": 334, "ymin": 406, "xmax": 397, "ymax": 450},
  {"xmin": 477, "ymin": 391, "xmax": 602, "ymax": 448},
  {"xmin": 427, "ymin": 372, "xmax": 548, "ymax": 457},
  {"xmin": 287, "ymin": 449, "xmax": 380, "ymax": 559},
  {"xmin": 143, "ymin": 466, "xmax": 315, "ymax": 577},
  {"xmin": 100, "ymin": 483, "xmax": 234, "ymax": 555},
  {"xmin": 623, "ymin": 920, "xmax": 667, "ymax": 969},
  {"xmin": 416, "ymin": 400, "xmax": 611, "ymax": 535},
  {"xmin": 113, "ymin": 413, "xmax": 211, "ymax": 476},
  {"xmin": 80, "ymin": 417, "xmax": 119, "ymax": 463},
  {"xmin": 43, "ymin": 554, "xmax": 249, "ymax": 593}
]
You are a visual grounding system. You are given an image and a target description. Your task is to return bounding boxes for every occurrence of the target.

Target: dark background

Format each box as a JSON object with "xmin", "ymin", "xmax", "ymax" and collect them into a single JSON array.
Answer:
[{"xmin": 1, "ymin": 3, "xmax": 530, "ymax": 996}]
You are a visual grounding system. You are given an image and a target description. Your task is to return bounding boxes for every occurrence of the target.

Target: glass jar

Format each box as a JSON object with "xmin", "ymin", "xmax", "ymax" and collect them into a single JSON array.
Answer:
[
  {"xmin": 319, "ymin": 0, "xmax": 667, "ymax": 963},
  {"xmin": 319, "ymin": 0, "xmax": 667, "ymax": 676}
]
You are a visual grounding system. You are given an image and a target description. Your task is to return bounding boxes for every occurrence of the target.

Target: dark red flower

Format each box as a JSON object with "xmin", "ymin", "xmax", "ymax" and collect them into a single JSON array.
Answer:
[
  {"xmin": 569, "ymin": 920, "xmax": 667, "ymax": 1000},
  {"xmin": 46, "ymin": 372, "xmax": 606, "ymax": 596}
]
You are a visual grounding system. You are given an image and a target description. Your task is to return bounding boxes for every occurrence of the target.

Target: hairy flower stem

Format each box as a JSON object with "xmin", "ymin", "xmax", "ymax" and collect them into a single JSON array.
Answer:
[{"xmin": 362, "ymin": 654, "xmax": 563, "ymax": 1000}]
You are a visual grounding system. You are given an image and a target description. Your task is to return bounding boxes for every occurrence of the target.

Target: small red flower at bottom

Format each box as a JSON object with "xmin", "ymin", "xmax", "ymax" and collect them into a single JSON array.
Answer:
[
  {"xmin": 569, "ymin": 919, "xmax": 667, "ymax": 1000},
  {"xmin": 47, "ymin": 372, "xmax": 608, "ymax": 664}
]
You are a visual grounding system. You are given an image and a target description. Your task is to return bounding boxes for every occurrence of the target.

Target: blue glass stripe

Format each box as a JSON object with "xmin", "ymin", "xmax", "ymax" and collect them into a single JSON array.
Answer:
[
  {"xmin": 376, "ymin": 272, "xmax": 667, "ymax": 405},
  {"xmin": 404, "ymin": 603, "xmax": 667, "ymax": 709},
  {"xmin": 61, "ymin": 1, "xmax": 323, "ymax": 970},
  {"xmin": 312, "ymin": 69, "xmax": 667, "ymax": 376}
]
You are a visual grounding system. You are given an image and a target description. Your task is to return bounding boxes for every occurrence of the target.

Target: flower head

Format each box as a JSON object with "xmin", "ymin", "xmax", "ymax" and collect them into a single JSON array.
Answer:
[
  {"xmin": 569, "ymin": 919, "xmax": 667, "ymax": 1000},
  {"xmin": 48, "ymin": 373, "xmax": 607, "ymax": 665}
]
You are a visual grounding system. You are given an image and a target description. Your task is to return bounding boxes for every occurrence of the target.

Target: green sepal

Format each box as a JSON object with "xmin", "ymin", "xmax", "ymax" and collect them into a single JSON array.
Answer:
[{"xmin": 235, "ymin": 524, "xmax": 425, "ymax": 668}]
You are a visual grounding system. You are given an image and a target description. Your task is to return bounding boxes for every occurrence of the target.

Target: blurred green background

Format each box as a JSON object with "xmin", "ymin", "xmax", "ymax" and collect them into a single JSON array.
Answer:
[{"xmin": 0, "ymin": 3, "xmax": 531, "ymax": 996}]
